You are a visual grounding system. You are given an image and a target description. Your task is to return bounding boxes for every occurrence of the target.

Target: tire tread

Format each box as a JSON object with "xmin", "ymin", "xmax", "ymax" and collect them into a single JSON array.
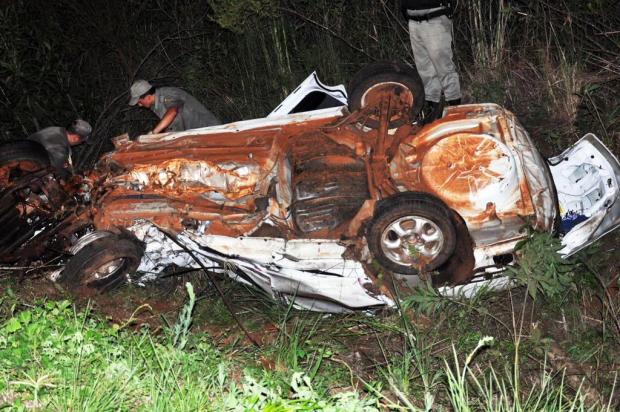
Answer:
[{"xmin": 60, "ymin": 235, "xmax": 144, "ymax": 293}]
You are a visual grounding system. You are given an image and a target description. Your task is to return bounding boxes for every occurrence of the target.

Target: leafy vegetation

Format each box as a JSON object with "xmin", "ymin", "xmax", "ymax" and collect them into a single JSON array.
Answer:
[
  {"xmin": 0, "ymin": 293, "xmax": 384, "ymax": 410},
  {"xmin": 508, "ymin": 231, "xmax": 580, "ymax": 304}
]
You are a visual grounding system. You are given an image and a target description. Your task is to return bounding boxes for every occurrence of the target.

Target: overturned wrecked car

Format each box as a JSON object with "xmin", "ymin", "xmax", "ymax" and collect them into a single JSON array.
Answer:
[{"xmin": 1, "ymin": 62, "xmax": 619, "ymax": 312}]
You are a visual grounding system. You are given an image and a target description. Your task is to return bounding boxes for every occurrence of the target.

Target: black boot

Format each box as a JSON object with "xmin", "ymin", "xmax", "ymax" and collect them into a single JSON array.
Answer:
[
  {"xmin": 420, "ymin": 100, "xmax": 443, "ymax": 125},
  {"xmin": 446, "ymin": 98, "xmax": 461, "ymax": 106}
]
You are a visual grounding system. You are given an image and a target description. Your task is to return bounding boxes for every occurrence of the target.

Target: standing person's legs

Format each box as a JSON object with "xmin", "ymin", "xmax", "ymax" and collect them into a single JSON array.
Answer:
[
  {"xmin": 420, "ymin": 16, "xmax": 461, "ymax": 102},
  {"xmin": 409, "ymin": 20, "xmax": 442, "ymax": 103}
]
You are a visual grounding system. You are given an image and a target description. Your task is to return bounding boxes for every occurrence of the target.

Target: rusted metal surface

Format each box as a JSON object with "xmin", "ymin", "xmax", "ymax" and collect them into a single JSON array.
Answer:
[
  {"xmin": 1, "ymin": 94, "xmax": 554, "ymax": 294},
  {"xmin": 390, "ymin": 104, "xmax": 555, "ymax": 251},
  {"xmin": 92, "ymin": 94, "xmax": 413, "ymax": 241},
  {"xmin": 0, "ymin": 159, "xmax": 43, "ymax": 186},
  {"xmin": 88, "ymin": 100, "xmax": 552, "ymax": 262},
  {"xmin": 92, "ymin": 190, "xmax": 266, "ymax": 235}
]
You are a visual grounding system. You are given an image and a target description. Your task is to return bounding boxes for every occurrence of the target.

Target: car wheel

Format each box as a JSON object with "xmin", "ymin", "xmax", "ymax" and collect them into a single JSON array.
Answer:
[
  {"xmin": 0, "ymin": 142, "xmax": 54, "ymax": 261},
  {"xmin": 348, "ymin": 61, "xmax": 425, "ymax": 128},
  {"xmin": 367, "ymin": 194, "xmax": 456, "ymax": 275},
  {"xmin": 0, "ymin": 141, "xmax": 50, "ymax": 187},
  {"xmin": 0, "ymin": 196, "xmax": 24, "ymax": 258},
  {"xmin": 59, "ymin": 233, "xmax": 144, "ymax": 293}
]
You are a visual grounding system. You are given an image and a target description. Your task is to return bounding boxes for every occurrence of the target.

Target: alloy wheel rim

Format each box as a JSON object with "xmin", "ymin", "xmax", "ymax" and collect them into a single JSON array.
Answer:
[
  {"xmin": 380, "ymin": 216, "xmax": 445, "ymax": 267},
  {"xmin": 85, "ymin": 258, "xmax": 125, "ymax": 284}
]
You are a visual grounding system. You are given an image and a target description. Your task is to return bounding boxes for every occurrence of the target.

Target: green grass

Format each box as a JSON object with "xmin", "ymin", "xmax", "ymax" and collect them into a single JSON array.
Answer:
[
  {"xmin": 0, "ymin": 263, "xmax": 618, "ymax": 411},
  {"xmin": 0, "ymin": 295, "xmax": 381, "ymax": 411}
]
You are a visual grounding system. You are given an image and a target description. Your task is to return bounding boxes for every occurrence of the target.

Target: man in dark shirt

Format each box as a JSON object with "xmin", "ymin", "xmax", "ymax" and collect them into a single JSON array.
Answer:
[
  {"xmin": 129, "ymin": 80, "xmax": 221, "ymax": 133},
  {"xmin": 27, "ymin": 119, "xmax": 92, "ymax": 174}
]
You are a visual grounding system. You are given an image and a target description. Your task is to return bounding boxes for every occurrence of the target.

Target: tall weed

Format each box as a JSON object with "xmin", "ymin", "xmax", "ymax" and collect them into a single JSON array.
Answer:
[
  {"xmin": 172, "ymin": 282, "xmax": 196, "ymax": 350},
  {"xmin": 508, "ymin": 231, "xmax": 580, "ymax": 304}
]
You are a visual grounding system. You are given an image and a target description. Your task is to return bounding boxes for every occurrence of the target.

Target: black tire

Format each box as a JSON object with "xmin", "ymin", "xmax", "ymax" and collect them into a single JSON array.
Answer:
[
  {"xmin": 0, "ymin": 196, "xmax": 24, "ymax": 259},
  {"xmin": 59, "ymin": 234, "xmax": 144, "ymax": 293},
  {"xmin": 348, "ymin": 61, "xmax": 425, "ymax": 128},
  {"xmin": 431, "ymin": 211, "xmax": 475, "ymax": 286},
  {"xmin": 367, "ymin": 194, "xmax": 456, "ymax": 275},
  {"xmin": 0, "ymin": 141, "xmax": 50, "ymax": 186}
]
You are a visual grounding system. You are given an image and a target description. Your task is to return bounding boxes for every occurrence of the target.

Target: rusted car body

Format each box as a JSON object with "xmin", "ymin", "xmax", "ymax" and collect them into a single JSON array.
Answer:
[
  {"xmin": 82, "ymin": 98, "xmax": 618, "ymax": 310},
  {"xmin": 99, "ymin": 104, "xmax": 548, "ymax": 263},
  {"xmin": 2, "ymin": 66, "xmax": 619, "ymax": 312}
]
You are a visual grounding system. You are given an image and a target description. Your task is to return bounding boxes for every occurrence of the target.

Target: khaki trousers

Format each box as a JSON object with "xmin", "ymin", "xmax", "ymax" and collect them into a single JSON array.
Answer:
[{"xmin": 408, "ymin": 15, "xmax": 461, "ymax": 103}]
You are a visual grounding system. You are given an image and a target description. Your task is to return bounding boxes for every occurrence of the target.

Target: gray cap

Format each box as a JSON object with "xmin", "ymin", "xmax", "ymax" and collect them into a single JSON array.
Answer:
[
  {"xmin": 129, "ymin": 79, "xmax": 153, "ymax": 105},
  {"xmin": 68, "ymin": 119, "xmax": 92, "ymax": 142}
]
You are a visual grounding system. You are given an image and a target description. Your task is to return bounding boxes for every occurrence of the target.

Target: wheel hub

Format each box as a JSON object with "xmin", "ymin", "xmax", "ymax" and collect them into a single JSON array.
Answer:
[
  {"xmin": 84, "ymin": 257, "xmax": 125, "ymax": 284},
  {"xmin": 380, "ymin": 216, "xmax": 445, "ymax": 268},
  {"xmin": 360, "ymin": 81, "xmax": 414, "ymax": 124}
]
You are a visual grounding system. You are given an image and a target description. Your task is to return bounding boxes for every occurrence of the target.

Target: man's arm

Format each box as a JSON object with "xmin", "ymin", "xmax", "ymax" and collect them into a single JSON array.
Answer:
[{"xmin": 152, "ymin": 107, "xmax": 179, "ymax": 133}]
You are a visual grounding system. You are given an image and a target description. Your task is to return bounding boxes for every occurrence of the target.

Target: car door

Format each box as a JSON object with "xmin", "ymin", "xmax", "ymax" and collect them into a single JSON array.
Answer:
[
  {"xmin": 268, "ymin": 72, "xmax": 348, "ymax": 117},
  {"xmin": 548, "ymin": 133, "xmax": 620, "ymax": 256}
]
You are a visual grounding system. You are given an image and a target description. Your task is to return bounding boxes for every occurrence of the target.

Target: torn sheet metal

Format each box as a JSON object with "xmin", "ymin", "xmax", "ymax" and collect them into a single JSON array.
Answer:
[
  {"xmin": 128, "ymin": 219, "xmax": 515, "ymax": 311},
  {"xmin": 130, "ymin": 222, "xmax": 197, "ymax": 278},
  {"xmin": 129, "ymin": 221, "xmax": 392, "ymax": 312},
  {"xmin": 116, "ymin": 159, "xmax": 262, "ymax": 200},
  {"xmin": 99, "ymin": 103, "xmax": 557, "ymax": 252}
]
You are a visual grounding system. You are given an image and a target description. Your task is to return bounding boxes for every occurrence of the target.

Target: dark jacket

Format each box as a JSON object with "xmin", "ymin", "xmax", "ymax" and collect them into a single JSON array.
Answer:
[{"xmin": 27, "ymin": 127, "xmax": 71, "ymax": 172}]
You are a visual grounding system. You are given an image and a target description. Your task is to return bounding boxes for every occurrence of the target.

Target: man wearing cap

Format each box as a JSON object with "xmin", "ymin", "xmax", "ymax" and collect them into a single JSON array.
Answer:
[
  {"xmin": 129, "ymin": 80, "xmax": 221, "ymax": 133},
  {"xmin": 27, "ymin": 119, "xmax": 92, "ymax": 176}
]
